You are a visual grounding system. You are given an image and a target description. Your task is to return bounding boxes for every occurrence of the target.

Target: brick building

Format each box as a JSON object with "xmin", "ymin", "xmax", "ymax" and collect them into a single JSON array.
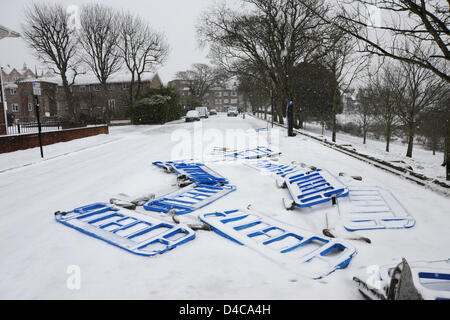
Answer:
[
  {"xmin": 1, "ymin": 64, "xmax": 37, "ymax": 83},
  {"xmin": 1, "ymin": 64, "xmax": 38, "ymax": 134},
  {"xmin": 1, "ymin": 71, "xmax": 163, "ymax": 127},
  {"xmin": 168, "ymin": 78, "xmax": 244, "ymax": 112}
]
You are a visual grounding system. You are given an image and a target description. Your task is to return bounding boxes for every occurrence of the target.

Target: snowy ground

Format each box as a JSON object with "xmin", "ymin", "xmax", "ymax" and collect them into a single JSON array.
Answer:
[
  {"xmin": 255, "ymin": 112, "xmax": 446, "ymax": 182},
  {"xmin": 0, "ymin": 114, "xmax": 449, "ymax": 299}
]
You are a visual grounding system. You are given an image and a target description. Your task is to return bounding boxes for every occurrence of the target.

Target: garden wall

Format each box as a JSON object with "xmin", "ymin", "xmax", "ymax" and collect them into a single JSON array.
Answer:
[{"xmin": 0, "ymin": 125, "xmax": 108, "ymax": 154}]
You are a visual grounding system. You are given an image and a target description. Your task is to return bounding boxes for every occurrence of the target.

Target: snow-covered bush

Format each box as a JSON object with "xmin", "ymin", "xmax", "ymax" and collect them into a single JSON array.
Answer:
[{"xmin": 127, "ymin": 88, "xmax": 181, "ymax": 124}]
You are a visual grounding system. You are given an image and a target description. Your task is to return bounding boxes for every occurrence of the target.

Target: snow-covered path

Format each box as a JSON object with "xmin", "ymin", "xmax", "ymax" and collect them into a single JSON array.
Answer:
[{"xmin": 0, "ymin": 114, "xmax": 449, "ymax": 299}]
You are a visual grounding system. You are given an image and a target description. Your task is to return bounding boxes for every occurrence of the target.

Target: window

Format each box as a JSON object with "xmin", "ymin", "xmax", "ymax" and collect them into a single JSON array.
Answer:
[
  {"xmin": 122, "ymin": 83, "xmax": 130, "ymax": 90},
  {"xmin": 93, "ymin": 85, "xmax": 100, "ymax": 91},
  {"xmin": 79, "ymin": 86, "xmax": 86, "ymax": 92},
  {"xmin": 108, "ymin": 99, "xmax": 116, "ymax": 111},
  {"xmin": 80, "ymin": 101, "xmax": 88, "ymax": 110},
  {"xmin": 231, "ymin": 98, "xmax": 238, "ymax": 104},
  {"xmin": 214, "ymin": 91, "xmax": 222, "ymax": 97},
  {"xmin": 28, "ymin": 102, "xmax": 33, "ymax": 112},
  {"xmin": 12, "ymin": 103, "xmax": 19, "ymax": 112},
  {"xmin": 223, "ymin": 99, "xmax": 229, "ymax": 104},
  {"xmin": 10, "ymin": 88, "xmax": 17, "ymax": 95},
  {"xmin": 231, "ymin": 91, "xmax": 237, "ymax": 96},
  {"xmin": 108, "ymin": 84, "xmax": 113, "ymax": 91},
  {"xmin": 215, "ymin": 99, "xmax": 222, "ymax": 105}
]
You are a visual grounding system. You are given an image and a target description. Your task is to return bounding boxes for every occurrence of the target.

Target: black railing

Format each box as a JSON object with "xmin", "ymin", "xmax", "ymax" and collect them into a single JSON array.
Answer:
[{"xmin": 6, "ymin": 121, "xmax": 63, "ymax": 135}]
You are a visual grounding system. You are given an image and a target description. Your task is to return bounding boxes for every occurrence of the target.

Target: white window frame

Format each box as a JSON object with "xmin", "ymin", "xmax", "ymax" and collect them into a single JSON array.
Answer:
[
  {"xmin": 231, "ymin": 98, "xmax": 238, "ymax": 104},
  {"xmin": 108, "ymin": 99, "xmax": 116, "ymax": 111},
  {"xmin": 10, "ymin": 88, "xmax": 17, "ymax": 95},
  {"xmin": 223, "ymin": 99, "xmax": 229, "ymax": 104},
  {"xmin": 28, "ymin": 102, "xmax": 33, "ymax": 112},
  {"xmin": 215, "ymin": 98, "xmax": 222, "ymax": 105},
  {"xmin": 12, "ymin": 103, "xmax": 19, "ymax": 112},
  {"xmin": 231, "ymin": 91, "xmax": 237, "ymax": 96},
  {"xmin": 215, "ymin": 91, "xmax": 222, "ymax": 97}
]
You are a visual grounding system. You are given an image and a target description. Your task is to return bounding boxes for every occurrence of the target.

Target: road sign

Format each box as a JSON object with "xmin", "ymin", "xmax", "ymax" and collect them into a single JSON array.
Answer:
[{"xmin": 32, "ymin": 82, "xmax": 41, "ymax": 96}]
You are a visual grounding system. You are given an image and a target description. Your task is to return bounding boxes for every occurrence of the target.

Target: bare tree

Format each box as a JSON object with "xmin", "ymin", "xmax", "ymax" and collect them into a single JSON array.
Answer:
[
  {"xmin": 22, "ymin": 2, "xmax": 80, "ymax": 120},
  {"xmin": 296, "ymin": 0, "xmax": 450, "ymax": 83},
  {"xmin": 370, "ymin": 63, "xmax": 402, "ymax": 152},
  {"xmin": 197, "ymin": 0, "xmax": 330, "ymax": 125},
  {"xmin": 355, "ymin": 87, "xmax": 375, "ymax": 145},
  {"xmin": 394, "ymin": 57, "xmax": 447, "ymax": 157},
  {"xmin": 418, "ymin": 93, "xmax": 449, "ymax": 156},
  {"xmin": 319, "ymin": 27, "xmax": 367, "ymax": 142},
  {"xmin": 79, "ymin": 3, "xmax": 122, "ymax": 120},
  {"xmin": 175, "ymin": 64, "xmax": 223, "ymax": 105},
  {"xmin": 118, "ymin": 12, "xmax": 169, "ymax": 105}
]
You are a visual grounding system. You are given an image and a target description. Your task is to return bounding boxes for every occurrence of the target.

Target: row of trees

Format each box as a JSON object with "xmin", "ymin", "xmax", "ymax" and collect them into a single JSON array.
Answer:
[
  {"xmin": 196, "ymin": 0, "xmax": 366, "ymax": 140},
  {"xmin": 22, "ymin": 2, "xmax": 169, "ymax": 121},
  {"xmin": 196, "ymin": 0, "xmax": 449, "ymax": 179},
  {"xmin": 355, "ymin": 60, "xmax": 448, "ymax": 157}
]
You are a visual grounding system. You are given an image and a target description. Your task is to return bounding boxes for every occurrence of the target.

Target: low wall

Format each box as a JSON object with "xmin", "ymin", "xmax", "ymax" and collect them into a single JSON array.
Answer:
[{"xmin": 0, "ymin": 125, "xmax": 109, "ymax": 154}]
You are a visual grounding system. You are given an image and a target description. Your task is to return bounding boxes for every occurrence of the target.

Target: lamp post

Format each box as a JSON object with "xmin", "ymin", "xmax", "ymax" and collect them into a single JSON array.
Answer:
[{"xmin": 0, "ymin": 25, "xmax": 21, "ymax": 134}]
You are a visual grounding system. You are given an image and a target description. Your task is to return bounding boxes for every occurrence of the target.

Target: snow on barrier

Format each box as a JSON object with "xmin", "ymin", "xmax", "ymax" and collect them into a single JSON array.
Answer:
[
  {"xmin": 54, "ymin": 203, "xmax": 195, "ymax": 257},
  {"xmin": 243, "ymin": 159, "xmax": 306, "ymax": 177},
  {"xmin": 215, "ymin": 146, "xmax": 281, "ymax": 160},
  {"xmin": 153, "ymin": 160, "xmax": 228, "ymax": 185},
  {"xmin": 337, "ymin": 186, "xmax": 416, "ymax": 231},
  {"xmin": 199, "ymin": 209, "xmax": 357, "ymax": 279},
  {"xmin": 284, "ymin": 169, "xmax": 349, "ymax": 208},
  {"xmin": 143, "ymin": 183, "xmax": 236, "ymax": 215},
  {"xmin": 354, "ymin": 258, "xmax": 450, "ymax": 300}
]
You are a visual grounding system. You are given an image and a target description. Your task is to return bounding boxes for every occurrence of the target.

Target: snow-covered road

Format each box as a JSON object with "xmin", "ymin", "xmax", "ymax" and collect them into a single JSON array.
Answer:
[{"xmin": 0, "ymin": 114, "xmax": 449, "ymax": 299}]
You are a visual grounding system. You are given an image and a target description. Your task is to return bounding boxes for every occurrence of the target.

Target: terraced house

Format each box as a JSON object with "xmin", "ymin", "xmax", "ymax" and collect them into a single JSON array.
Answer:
[
  {"xmin": 1, "ymin": 70, "xmax": 163, "ymax": 127},
  {"xmin": 168, "ymin": 79, "xmax": 244, "ymax": 113}
]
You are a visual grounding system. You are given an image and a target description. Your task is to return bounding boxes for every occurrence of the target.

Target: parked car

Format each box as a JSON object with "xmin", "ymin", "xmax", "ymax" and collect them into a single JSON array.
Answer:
[
  {"xmin": 209, "ymin": 109, "xmax": 217, "ymax": 115},
  {"xmin": 227, "ymin": 106, "xmax": 239, "ymax": 117},
  {"xmin": 195, "ymin": 106, "xmax": 209, "ymax": 118},
  {"xmin": 185, "ymin": 110, "xmax": 200, "ymax": 122}
]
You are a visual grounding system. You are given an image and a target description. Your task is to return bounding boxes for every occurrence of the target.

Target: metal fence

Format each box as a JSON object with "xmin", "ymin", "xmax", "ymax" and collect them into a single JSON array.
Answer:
[{"xmin": 6, "ymin": 121, "xmax": 63, "ymax": 135}]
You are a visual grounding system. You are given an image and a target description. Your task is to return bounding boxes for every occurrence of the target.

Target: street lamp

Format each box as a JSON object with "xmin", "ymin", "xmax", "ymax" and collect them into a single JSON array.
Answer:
[{"xmin": 0, "ymin": 25, "xmax": 21, "ymax": 134}]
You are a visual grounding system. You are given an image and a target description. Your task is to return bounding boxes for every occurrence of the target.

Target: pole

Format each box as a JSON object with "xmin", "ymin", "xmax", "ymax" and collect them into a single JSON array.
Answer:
[
  {"xmin": 287, "ymin": 100, "xmax": 294, "ymax": 136},
  {"xmin": 270, "ymin": 88, "xmax": 274, "ymax": 128},
  {"xmin": 34, "ymin": 95, "xmax": 44, "ymax": 158},
  {"xmin": 1, "ymin": 66, "xmax": 8, "ymax": 134}
]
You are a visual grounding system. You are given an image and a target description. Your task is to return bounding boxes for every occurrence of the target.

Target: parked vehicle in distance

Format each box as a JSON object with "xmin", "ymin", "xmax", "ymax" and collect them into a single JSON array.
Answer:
[
  {"xmin": 209, "ymin": 109, "xmax": 217, "ymax": 115},
  {"xmin": 185, "ymin": 110, "xmax": 200, "ymax": 122},
  {"xmin": 195, "ymin": 106, "xmax": 209, "ymax": 118},
  {"xmin": 227, "ymin": 106, "xmax": 239, "ymax": 117}
]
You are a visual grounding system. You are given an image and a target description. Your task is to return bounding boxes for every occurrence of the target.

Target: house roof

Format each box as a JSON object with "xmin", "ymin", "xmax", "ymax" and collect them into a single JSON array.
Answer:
[{"xmin": 20, "ymin": 71, "xmax": 160, "ymax": 86}]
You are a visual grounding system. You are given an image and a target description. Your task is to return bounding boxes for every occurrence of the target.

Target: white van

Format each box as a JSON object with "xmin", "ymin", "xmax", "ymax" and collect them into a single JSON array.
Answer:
[{"xmin": 195, "ymin": 106, "xmax": 209, "ymax": 118}]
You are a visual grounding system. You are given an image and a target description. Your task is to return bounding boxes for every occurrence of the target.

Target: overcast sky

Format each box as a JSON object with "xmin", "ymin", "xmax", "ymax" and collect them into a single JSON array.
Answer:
[{"xmin": 0, "ymin": 0, "xmax": 231, "ymax": 84}]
